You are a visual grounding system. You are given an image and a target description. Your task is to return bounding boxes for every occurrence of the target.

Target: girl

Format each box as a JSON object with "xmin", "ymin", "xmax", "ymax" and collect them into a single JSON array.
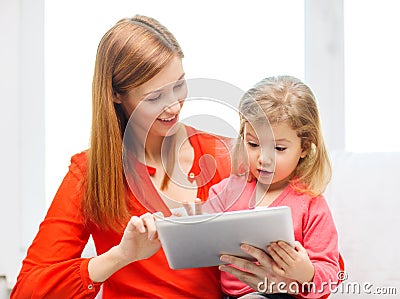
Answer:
[{"xmin": 203, "ymin": 76, "xmax": 343, "ymax": 299}]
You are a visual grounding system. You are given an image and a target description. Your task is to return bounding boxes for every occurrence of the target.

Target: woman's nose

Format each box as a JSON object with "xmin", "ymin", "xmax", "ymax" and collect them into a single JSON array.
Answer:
[{"xmin": 165, "ymin": 100, "xmax": 182, "ymax": 114}]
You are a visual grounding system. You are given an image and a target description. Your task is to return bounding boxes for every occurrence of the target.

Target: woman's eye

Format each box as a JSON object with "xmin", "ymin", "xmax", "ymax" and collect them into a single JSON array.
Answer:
[
  {"xmin": 275, "ymin": 146, "xmax": 287, "ymax": 152},
  {"xmin": 173, "ymin": 80, "xmax": 186, "ymax": 90},
  {"xmin": 146, "ymin": 94, "xmax": 161, "ymax": 102}
]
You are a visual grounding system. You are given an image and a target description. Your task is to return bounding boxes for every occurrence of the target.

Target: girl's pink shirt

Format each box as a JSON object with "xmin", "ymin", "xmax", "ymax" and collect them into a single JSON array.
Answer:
[{"xmin": 204, "ymin": 174, "xmax": 341, "ymax": 299}]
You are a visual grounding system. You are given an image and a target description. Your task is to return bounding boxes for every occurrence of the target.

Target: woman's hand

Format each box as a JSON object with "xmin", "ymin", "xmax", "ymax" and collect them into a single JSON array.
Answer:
[
  {"xmin": 219, "ymin": 244, "xmax": 299, "ymax": 294},
  {"xmin": 88, "ymin": 212, "xmax": 161, "ymax": 283},
  {"xmin": 267, "ymin": 241, "xmax": 314, "ymax": 284},
  {"xmin": 115, "ymin": 213, "xmax": 161, "ymax": 265}
]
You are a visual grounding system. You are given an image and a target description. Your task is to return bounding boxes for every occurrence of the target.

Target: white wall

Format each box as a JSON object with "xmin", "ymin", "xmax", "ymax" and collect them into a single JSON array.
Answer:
[
  {"xmin": 305, "ymin": 0, "xmax": 345, "ymax": 151},
  {"xmin": 44, "ymin": 0, "xmax": 305, "ymax": 205},
  {"xmin": 0, "ymin": 0, "xmax": 45, "ymax": 287}
]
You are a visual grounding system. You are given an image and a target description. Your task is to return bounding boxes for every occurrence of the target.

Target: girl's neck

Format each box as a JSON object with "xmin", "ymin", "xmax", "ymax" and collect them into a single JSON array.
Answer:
[{"xmin": 255, "ymin": 178, "xmax": 290, "ymax": 207}]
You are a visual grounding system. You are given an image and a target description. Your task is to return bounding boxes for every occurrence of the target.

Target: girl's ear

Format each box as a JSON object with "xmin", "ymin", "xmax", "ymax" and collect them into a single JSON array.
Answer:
[
  {"xmin": 300, "ymin": 149, "xmax": 308, "ymax": 159},
  {"xmin": 301, "ymin": 139, "xmax": 311, "ymax": 158},
  {"xmin": 113, "ymin": 91, "xmax": 122, "ymax": 104}
]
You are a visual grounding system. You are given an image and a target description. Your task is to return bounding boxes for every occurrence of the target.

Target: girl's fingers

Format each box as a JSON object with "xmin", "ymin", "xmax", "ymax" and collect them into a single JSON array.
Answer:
[
  {"xmin": 183, "ymin": 199, "xmax": 203, "ymax": 215},
  {"xmin": 271, "ymin": 260, "xmax": 286, "ymax": 277},
  {"xmin": 194, "ymin": 198, "xmax": 203, "ymax": 215},
  {"xmin": 277, "ymin": 241, "xmax": 298, "ymax": 259},
  {"xmin": 241, "ymin": 244, "xmax": 273, "ymax": 267},
  {"xmin": 220, "ymin": 254, "xmax": 267, "ymax": 278},
  {"xmin": 267, "ymin": 245, "xmax": 287, "ymax": 269},
  {"xmin": 182, "ymin": 200, "xmax": 194, "ymax": 215},
  {"xmin": 219, "ymin": 264, "xmax": 259, "ymax": 289}
]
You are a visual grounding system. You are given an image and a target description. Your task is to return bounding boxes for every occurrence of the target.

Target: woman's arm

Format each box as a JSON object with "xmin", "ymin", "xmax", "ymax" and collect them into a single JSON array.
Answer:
[
  {"xmin": 11, "ymin": 154, "xmax": 161, "ymax": 299},
  {"xmin": 10, "ymin": 158, "xmax": 100, "ymax": 299}
]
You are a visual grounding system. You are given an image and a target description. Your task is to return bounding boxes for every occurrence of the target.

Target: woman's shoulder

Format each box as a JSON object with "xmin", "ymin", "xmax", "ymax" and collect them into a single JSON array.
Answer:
[
  {"xmin": 185, "ymin": 125, "xmax": 233, "ymax": 145},
  {"xmin": 69, "ymin": 150, "xmax": 88, "ymax": 176}
]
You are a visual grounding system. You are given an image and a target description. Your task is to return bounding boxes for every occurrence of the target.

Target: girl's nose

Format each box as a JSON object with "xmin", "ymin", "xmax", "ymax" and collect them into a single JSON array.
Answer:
[{"xmin": 258, "ymin": 150, "xmax": 274, "ymax": 166}]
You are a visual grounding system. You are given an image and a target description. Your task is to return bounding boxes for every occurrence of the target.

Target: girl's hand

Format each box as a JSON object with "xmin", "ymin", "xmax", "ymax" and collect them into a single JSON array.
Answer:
[
  {"xmin": 182, "ymin": 198, "xmax": 203, "ymax": 215},
  {"xmin": 267, "ymin": 241, "xmax": 314, "ymax": 284},
  {"xmin": 219, "ymin": 244, "xmax": 298, "ymax": 294},
  {"xmin": 115, "ymin": 213, "xmax": 161, "ymax": 266}
]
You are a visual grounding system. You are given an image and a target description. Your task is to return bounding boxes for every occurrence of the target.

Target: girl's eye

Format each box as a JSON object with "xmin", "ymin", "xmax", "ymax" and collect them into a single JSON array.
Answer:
[
  {"xmin": 275, "ymin": 146, "xmax": 287, "ymax": 152},
  {"xmin": 247, "ymin": 141, "xmax": 259, "ymax": 148}
]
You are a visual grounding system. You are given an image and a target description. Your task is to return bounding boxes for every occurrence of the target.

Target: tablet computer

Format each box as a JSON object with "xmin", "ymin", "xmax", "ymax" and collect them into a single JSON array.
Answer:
[{"xmin": 155, "ymin": 206, "xmax": 295, "ymax": 270}]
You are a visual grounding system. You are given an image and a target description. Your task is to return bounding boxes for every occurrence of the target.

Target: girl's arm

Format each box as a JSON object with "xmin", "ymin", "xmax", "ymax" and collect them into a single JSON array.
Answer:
[
  {"xmin": 267, "ymin": 196, "xmax": 341, "ymax": 297},
  {"xmin": 218, "ymin": 196, "xmax": 341, "ymax": 298},
  {"xmin": 219, "ymin": 244, "xmax": 299, "ymax": 295},
  {"xmin": 296, "ymin": 196, "xmax": 341, "ymax": 297}
]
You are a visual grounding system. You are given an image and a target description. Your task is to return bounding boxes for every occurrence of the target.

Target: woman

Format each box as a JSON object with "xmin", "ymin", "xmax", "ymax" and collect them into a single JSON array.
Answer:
[{"xmin": 11, "ymin": 15, "xmax": 231, "ymax": 299}]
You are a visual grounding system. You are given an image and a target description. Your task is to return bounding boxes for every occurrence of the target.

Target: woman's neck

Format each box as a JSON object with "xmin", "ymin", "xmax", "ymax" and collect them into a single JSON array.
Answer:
[
  {"xmin": 133, "ymin": 124, "xmax": 186, "ymax": 165},
  {"xmin": 144, "ymin": 135, "xmax": 164, "ymax": 163}
]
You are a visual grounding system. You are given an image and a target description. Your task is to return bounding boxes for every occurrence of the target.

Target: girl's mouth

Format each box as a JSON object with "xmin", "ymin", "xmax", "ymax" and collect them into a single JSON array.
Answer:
[{"xmin": 258, "ymin": 169, "xmax": 274, "ymax": 176}]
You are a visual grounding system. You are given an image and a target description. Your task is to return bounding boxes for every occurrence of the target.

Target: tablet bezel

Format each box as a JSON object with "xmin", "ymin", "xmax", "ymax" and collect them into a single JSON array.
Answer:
[{"xmin": 155, "ymin": 206, "xmax": 295, "ymax": 270}]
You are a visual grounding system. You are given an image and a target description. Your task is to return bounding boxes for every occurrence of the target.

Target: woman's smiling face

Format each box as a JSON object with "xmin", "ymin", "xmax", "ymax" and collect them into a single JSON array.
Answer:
[{"xmin": 115, "ymin": 56, "xmax": 187, "ymax": 138}]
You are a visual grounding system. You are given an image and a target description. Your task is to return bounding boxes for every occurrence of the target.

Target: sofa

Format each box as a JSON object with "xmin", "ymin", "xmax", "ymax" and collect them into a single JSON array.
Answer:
[{"xmin": 325, "ymin": 151, "xmax": 400, "ymax": 298}]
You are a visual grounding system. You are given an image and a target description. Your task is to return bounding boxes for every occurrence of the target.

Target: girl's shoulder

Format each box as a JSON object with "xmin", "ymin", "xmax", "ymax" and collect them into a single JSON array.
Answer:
[
  {"xmin": 284, "ymin": 184, "xmax": 328, "ymax": 209},
  {"xmin": 212, "ymin": 174, "xmax": 250, "ymax": 189},
  {"xmin": 211, "ymin": 174, "xmax": 256, "ymax": 203}
]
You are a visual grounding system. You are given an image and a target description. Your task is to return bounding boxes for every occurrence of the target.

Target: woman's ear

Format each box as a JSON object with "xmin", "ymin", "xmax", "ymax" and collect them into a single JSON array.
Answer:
[{"xmin": 113, "ymin": 91, "xmax": 122, "ymax": 104}]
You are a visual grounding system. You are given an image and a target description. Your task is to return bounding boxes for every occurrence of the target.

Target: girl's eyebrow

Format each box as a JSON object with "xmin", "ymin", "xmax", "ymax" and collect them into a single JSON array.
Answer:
[
  {"xmin": 142, "ymin": 73, "xmax": 185, "ymax": 96},
  {"xmin": 245, "ymin": 132, "xmax": 258, "ymax": 139},
  {"xmin": 275, "ymin": 138, "xmax": 291, "ymax": 143}
]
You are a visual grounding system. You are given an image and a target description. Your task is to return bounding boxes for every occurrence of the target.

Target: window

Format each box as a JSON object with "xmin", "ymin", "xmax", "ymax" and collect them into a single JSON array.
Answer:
[{"xmin": 344, "ymin": 0, "xmax": 400, "ymax": 152}]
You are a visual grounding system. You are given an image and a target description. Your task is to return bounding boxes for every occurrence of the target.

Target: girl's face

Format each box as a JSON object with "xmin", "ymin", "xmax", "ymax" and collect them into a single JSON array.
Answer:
[
  {"xmin": 115, "ymin": 56, "xmax": 187, "ymax": 138},
  {"xmin": 244, "ymin": 121, "xmax": 306, "ymax": 190}
]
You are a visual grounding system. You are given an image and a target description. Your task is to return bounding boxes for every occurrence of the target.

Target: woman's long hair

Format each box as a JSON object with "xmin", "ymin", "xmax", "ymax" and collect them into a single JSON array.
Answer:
[{"xmin": 85, "ymin": 15, "xmax": 183, "ymax": 231}]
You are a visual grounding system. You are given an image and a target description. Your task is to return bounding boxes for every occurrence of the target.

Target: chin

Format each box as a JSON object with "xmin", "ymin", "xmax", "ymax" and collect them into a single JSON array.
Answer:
[
  {"xmin": 155, "ymin": 122, "xmax": 181, "ymax": 138},
  {"xmin": 255, "ymin": 176, "xmax": 273, "ymax": 186}
]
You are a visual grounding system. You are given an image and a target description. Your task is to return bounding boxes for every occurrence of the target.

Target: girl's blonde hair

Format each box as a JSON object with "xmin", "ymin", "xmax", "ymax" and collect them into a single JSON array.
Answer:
[
  {"xmin": 234, "ymin": 75, "xmax": 331, "ymax": 197},
  {"xmin": 85, "ymin": 15, "xmax": 183, "ymax": 231}
]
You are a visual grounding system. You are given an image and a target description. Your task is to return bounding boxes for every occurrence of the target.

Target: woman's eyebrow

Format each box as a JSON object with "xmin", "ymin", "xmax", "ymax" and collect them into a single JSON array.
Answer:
[{"xmin": 142, "ymin": 73, "xmax": 185, "ymax": 96}]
